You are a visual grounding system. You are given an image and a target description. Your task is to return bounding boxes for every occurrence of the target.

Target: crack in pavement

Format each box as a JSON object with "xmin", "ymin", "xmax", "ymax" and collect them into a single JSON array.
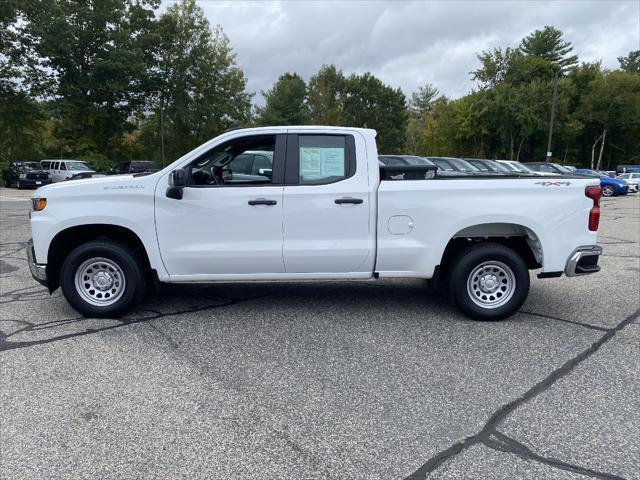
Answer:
[
  {"xmin": 519, "ymin": 310, "xmax": 610, "ymax": 332},
  {"xmin": 404, "ymin": 308, "xmax": 640, "ymax": 480},
  {"xmin": 483, "ymin": 431, "xmax": 626, "ymax": 479},
  {"xmin": 0, "ymin": 290, "xmax": 284, "ymax": 352}
]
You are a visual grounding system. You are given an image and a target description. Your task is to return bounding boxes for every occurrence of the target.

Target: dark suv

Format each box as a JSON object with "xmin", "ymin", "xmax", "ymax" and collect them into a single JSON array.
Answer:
[
  {"xmin": 110, "ymin": 160, "xmax": 159, "ymax": 175},
  {"xmin": 2, "ymin": 161, "xmax": 52, "ymax": 189}
]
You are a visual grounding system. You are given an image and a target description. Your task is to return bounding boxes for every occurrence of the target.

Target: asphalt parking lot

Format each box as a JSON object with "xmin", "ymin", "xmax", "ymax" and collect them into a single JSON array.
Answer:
[{"xmin": 0, "ymin": 186, "xmax": 638, "ymax": 480}]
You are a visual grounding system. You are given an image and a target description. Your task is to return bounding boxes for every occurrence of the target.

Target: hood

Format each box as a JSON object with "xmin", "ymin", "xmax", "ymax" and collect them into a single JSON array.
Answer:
[
  {"xmin": 602, "ymin": 177, "xmax": 627, "ymax": 186},
  {"xmin": 32, "ymin": 171, "xmax": 160, "ymax": 198}
]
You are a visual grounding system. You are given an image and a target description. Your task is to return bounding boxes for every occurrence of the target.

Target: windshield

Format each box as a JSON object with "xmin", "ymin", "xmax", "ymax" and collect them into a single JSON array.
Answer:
[
  {"xmin": 67, "ymin": 161, "xmax": 91, "ymax": 171},
  {"xmin": 467, "ymin": 160, "xmax": 491, "ymax": 171},
  {"xmin": 20, "ymin": 162, "xmax": 41, "ymax": 170},
  {"xmin": 553, "ymin": 164, "xmax": 573, "ymax": 173},
  {"xmin": 430, "ymin": 158, "xmax": 455, "ymax": 171},
  {"xmin": 578, "ymin": 169, "xmax": 599, "ymax": 177},
  {"xmin": 402, "ymin": 156, "xmax": 435, "ymax": 166},
  {"xmin": 485, "ymin": 160, "xmax": 510, "ymax": 172},
  {"xmin": 447, "ymin": 158, "xmax": 480, "ymax": 172},
  {"xmin": 509, "ymin": 162, "xmax": 534, "ymax": 173}
]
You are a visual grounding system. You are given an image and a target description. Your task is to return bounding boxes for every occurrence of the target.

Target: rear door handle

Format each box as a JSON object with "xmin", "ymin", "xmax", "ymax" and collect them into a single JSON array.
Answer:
[
  {"xmin": 248, "ymin": 199, "xmax": 277, "ymax": 206},
  {"xmin": 335, "ymin": 197, "xmax": 363, "ymax": 205}
]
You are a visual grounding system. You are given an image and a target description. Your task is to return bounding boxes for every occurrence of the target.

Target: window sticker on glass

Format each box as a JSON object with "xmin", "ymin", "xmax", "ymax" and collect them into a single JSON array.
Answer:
[
  {"xmin": 299, "ymin": 147, "xmax": 345, "ymax": 179},
  {"xmin": 300, "ymin": 148, "xmax": 322, "ymax": 177}
]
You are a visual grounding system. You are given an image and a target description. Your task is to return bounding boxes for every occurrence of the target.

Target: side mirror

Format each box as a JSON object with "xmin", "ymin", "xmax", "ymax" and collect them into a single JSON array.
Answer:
[
  {"xmin": 259, "ymin": 168, "xmax": 273, "ymax": 179},
  {"xmin": 169, "ymin": 168, "xmax": 187, "ymax": 187},
  {"xmin": 167, "ymin": 168, "xmax": 187, "ymax": 199}
]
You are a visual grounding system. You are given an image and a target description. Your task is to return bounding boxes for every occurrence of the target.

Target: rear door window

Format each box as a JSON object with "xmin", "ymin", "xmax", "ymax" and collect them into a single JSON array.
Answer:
[{"xmin": 287, "ymin": 134, "xmax": 355, "ymax": 185}]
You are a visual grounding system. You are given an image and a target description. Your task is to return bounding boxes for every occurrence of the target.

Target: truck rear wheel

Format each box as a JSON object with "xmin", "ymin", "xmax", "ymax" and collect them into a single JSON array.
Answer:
[
  {"xmin": 448, "ymin": 242, "xmax": 529, "ymax": 321},
  {"xmin": 60, "ymin": 240, "xmax": 146, "ymax": 318}
]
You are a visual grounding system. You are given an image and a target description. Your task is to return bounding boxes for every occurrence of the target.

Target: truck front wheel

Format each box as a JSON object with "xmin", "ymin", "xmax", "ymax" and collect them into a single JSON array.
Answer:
[
  {"xmin": 60, "ymin": 240, "xmax": 146, "ymax": 318},
  {"xmin": 448, "ymin": 242, "xmax": 529, "ymax": 321}
]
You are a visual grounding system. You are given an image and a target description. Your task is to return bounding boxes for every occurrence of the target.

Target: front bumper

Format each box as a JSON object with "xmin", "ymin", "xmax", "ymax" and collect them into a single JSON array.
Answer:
[
  {"xmin": 23, "ymin": 178, "xmax": 52, "ymax": 188},
  {"xmin": 565, "ymin": 245, "xmax": 602, "ymax": 277},
  {"xmin": 27, "ymin": 240, "xmax": 48, "ymax": 287}
]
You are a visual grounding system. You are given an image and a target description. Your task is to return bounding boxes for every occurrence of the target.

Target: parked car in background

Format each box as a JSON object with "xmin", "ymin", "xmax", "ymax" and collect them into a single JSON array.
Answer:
[
  {"xmin": 616, "ymin": 165, "xmax": 640, "ymax": 174},
  {"xmin": 465, "ymin": 159, "xmax": 512, "ymax": 174},
  {"xmin": 2, "ymin": 161, "xmax": 52, "ymax": 189},
  {"xmin": 378, "ymin": 155, "xmax": 460, "ymax": 177},
  {"xmin": 378, "ymin": 155, "xmax": 432, "ymax": 166},
  {"xmin": 575, "ymin": 169, "xmax": 630, "ymax": 197},
  {"xmin": 425, "ymin": 157, "xmax": 481, "ymax": 175},
  {"xmin": 109, "ymin": 160, "xmax": 160, "ymax": 175},
  {"xmin": 496, "ymin": 160, "xmax": 553, "ymax": 176},
  {"xmin": 41, "ymin": 160, "xmax": 95, "ymax": 182},
  {"xmin": 524, "ymin": 162, "xmax": 574, "ymax": 175},
  {"xmin": 616, "ymin": 172, "xmax": 640, "ymax": 192}
]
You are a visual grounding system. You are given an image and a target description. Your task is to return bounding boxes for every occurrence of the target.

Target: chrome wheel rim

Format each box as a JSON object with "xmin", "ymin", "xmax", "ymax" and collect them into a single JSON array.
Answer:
[
  {"xmin": 467, "ymin": 261, "xmax": 516, "ymax": 309},
  {"xmin": 74, "ymin": 257, "xmax": 126, "ymax": 306},
  {"xmin": 602, "ymin": 186, "xmax": 613, "ymax": 196}
]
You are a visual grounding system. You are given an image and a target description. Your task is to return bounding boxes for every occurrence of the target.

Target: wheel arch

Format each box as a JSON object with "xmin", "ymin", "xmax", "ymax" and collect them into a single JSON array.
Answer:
[
  {"xmin": 46, "ymin": 224, "xmax": 152, "ymax": 293},
  {"xmin": 435, "ymin": 222, "xmax": 543, "ymax": 284}
]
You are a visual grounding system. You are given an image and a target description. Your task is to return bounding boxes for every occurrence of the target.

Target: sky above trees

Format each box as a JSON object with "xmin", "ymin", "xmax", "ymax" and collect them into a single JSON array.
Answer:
[{"xmin": 185, "ymin": 0, "xmax": 640, "ymax": 104}]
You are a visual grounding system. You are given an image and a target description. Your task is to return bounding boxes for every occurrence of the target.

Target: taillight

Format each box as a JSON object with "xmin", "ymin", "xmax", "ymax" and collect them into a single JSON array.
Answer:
[{"xmin": 585, "ymin": 185, "xmax": 601, "ymax": 231}]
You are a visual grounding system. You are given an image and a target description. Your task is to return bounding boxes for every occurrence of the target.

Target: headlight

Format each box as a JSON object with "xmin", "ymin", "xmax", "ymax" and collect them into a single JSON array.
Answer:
[
  {"xmin": 31, "ymin": 198, "xmax": 47, "ymax": 211},
  {"xmin": 19, "ymin": 173, "xmax": 26, "ymax": 179}
]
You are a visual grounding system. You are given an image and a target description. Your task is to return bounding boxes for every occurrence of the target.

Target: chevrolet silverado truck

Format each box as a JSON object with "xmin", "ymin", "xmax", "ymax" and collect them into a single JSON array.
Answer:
[{"xmin": 27, "ymin": 127, "xmax": 603, "ymax": 321}]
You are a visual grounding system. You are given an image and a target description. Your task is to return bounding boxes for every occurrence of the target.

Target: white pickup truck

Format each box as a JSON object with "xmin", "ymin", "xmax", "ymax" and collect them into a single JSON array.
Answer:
[{"xmin": 28, "ymin": 126, "xmax": 603, "ymax": 321}]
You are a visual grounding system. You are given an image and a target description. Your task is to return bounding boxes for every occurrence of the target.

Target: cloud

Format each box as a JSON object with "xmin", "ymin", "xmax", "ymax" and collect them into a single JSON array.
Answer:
[{"xmin": 166, "ymin": 0, "xmax": 640, "ymax": 104}]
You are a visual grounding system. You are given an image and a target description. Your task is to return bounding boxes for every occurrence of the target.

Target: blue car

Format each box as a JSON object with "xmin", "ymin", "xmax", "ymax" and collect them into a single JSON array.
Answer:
[{"xmin": 575, "ymin": 169, "xmax": 629, "ymax": 197}]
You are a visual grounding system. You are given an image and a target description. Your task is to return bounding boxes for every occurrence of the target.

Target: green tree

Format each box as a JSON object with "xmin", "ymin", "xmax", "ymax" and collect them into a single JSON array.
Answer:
[
  {"xmin": 342, "ymin": 73, "xmax": 407, "ymax": 153},
  {"xmin": 409, "ymin": 84, "xmax": 439, "ymax": 117},
  {"xmin": 256, "ymin": 72, "xmax": 309, "ymax": 126},
  {"xmin": 307, "ymin": 65, "xmax": 347, "ymax": 124},
  {"xmin": 519, "ymin": 26, "xmax": 578, "ymax": 72},
  {"xmin": 0, "ymin": 0, "xmax": 45, "ymax": 167},
  {"xmin": 406, "ymin": 83, "xmax": 439, "ymax": 153},
  {"xmin": 148, "ymin": 0, "xmax": 251, "ymax": 162},
  {"xmin": 577, "ymin": 71, "xmax": 640, "ymax": 169},
  {"xmin": 618, "ymin": 50, "xmax": 640, "ymax": 74},
  {"xmin": 21, "ymin": 0, "xmax": 160, "ymax": 159}
]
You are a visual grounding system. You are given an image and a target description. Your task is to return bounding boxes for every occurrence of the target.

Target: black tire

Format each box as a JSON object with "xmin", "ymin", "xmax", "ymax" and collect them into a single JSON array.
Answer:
[
  {"xmin": 602, "ymin": 185, "xmax": 615, "ymax": 197},
  {"xmin": 3, "ymin": 177, "xmax": 9, "ymax": 188},
  {"xmin": 448, "ymin": 242, "xmax": 529, "ymax": 321},
  {"xmin": 60, "ymin": 240, "xmax": 146, "ymax": 318}
]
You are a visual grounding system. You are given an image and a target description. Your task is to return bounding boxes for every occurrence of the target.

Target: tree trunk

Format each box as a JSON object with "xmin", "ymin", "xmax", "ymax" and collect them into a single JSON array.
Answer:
[
  {"xmin": 515, "ymin": 137, "xmax": 525, "ymax": 161},
  {"xmin": 591, "ymin": 131, "xmax": 604, "ymax": 169},
  {"xmin": 596, "ymin": 128, "xmax": 607, "ymax": 171},
  {"xmin": 509, "ymin": 132, "xmax": 515, "ymax": 160},
  {"xmin": 159, "ymin": 93, "xmax": 166, "ymax": 167}
]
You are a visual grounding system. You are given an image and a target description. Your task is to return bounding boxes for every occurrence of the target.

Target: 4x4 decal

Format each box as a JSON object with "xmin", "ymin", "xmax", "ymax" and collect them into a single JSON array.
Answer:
[{"xmin": 535, "ymin": 181, "xmax": 572, "ymax": 187}]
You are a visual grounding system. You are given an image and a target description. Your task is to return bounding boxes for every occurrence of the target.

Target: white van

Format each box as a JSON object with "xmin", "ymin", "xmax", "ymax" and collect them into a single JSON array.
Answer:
[{"xmin": 40, "ymin": 160, "xmax": 95, "ymax": 182}]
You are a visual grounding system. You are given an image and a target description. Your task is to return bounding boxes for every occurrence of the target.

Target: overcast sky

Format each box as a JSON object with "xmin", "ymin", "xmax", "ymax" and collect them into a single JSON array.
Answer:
[{"xmin": 163, "ymin": 0, "xmax": 639, "ymax": 105}]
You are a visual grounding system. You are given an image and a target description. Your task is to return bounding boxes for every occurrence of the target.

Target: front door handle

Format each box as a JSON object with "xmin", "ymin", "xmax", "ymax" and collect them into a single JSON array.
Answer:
[
  {"xmin": 335, "ymin": 197, "xmax": 363, "ymax": 205},
  {"xmin": 248, "ymin": 199, "xmax": 277, "ymax": 206}
]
